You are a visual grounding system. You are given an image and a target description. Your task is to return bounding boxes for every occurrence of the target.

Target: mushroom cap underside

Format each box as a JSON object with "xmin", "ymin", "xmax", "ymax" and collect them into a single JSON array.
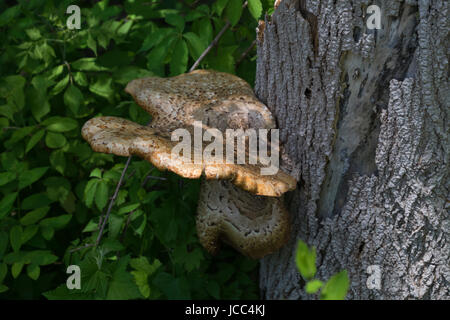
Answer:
[{"xmin": 196, "ymin": 180, "xmax": 290, "ymax": 259}]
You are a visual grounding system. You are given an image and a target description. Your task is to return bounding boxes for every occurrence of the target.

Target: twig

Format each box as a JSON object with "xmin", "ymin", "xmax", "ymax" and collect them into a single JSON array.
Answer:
[
  {"xmin": 236, "ymin": 39, "xmax": 257, "ymax": 66},
  {"xmin": 189, "ymin": 1, "xmax": 248, "ymax": 72},
  {"xmin": 95, "ymin": 156, "xmax": 133, "ymax": 245},
  {"xmin": 69, "ymin": 243, "xmax": 94, "ymax": 253}
]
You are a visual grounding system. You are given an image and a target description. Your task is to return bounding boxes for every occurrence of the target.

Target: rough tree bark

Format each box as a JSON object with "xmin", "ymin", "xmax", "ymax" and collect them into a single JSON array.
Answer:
[{"xmin": 255, "ymin": 0, "xmax": 448, "ymax": 299}]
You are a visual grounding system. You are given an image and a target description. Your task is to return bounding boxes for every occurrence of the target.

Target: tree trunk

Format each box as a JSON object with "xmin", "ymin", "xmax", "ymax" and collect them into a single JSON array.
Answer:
[{"xmin": 255, "ymin": 0, "xmax": 448, "ymax": 299}]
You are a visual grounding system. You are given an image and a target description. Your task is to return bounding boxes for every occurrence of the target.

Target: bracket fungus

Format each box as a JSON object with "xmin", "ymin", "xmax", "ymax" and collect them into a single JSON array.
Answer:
[{"xmin": 82, "ymin": 70, "xmax": 297, "ymax": 259}]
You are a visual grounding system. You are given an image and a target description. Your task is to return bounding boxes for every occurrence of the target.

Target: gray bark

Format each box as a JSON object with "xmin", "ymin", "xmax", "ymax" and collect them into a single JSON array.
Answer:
[{"xmin": 255, "ymin": 0, "xmax": 449, "ymax": 299}]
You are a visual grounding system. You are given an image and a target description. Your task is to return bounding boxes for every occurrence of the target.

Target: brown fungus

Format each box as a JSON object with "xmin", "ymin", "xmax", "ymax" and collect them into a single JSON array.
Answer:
[{"xmin": 81, "ymin": 70, "xmax": 297, "ymax": 258}]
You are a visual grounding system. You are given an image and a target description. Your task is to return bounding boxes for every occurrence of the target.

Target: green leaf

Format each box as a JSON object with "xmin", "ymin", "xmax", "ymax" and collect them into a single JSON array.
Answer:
[
  {"xmin": 41, "ymin": 226, "xmax": 54, "ymax": 240},
  {"xmin": 0, "ymin": 5, "xmax": 21, "ymax": 27},
  {"xmin": 89, "ymin": 168, "xmax": 103, "ymax": 178},
  {"xmin": 64, "ymin": 85, "xmax": 84, "ymax": 115},
  {"xmin": 0, "ymin": 232, "xmax": 8, "ymax": 257},
  {"xmin": 26, "ymin": 28, "xmax": 41, "ymax": 40},
  {"xmin": 131, "ymin": 270, "xmax": 150, "ymax": 298},
  {"xmin": 0, "ymin": 75, "xmax": 25, "ymax": 110},
  {"xmin": 165, "ymin": 14, "xmax": 185, "ymax": 32},
  {"xmin": 213, "ymin": 0, "xmax": 230, "ymax": 16},
  {"xmin": 170, "ymin": 39, "xmax": 188, "ymax": 76},
  {"xmin": 225, "ymin": 0, "xmax": 244, "ymax": 26},
  {"xmin": 0, "ymin": 263, "xmax": 7, "ymax": 283},
  {"xmin": 95, "ymin": 180, "xmax": 109, "ymax": 211},
  {"xmin": 72, "ymin": 58, "xmax": 108, "ymax": 71},
  {"xmin": 117, "ymin": 20, "xmax": 133, "ymax": 37},
  {"xmin": 305, "ymin": 279, "xmax": 324, "ymax": 294},
  {"xmin": 10, "ymin": 225, "xmax": 23, "ymax": 252},
  {"xmin": 25, "ymin": 129, "xmax": 45, "ymax": 153},
  {"xmin": 320, "ymin": 270, "xmax": 350, "ymax": 300},
  {"xmin": 89, "ymin": 76, "xmax": 114, "ymax": 102},
  {"xmin": 27, "ymin": 263, "xmax": 40, "ymax": 280},
  {"xmin": 50, "ymin": 74, "xmax": 69, "ymax": 96},
  {"xmin": 108, "ymin": 214, "xmax": 123, "ymax": 239},
  {"xmin": 106, "ymin": 257, "xmax": 142, "ymax": 300},
  {"xmin": 45, "ymin": 132, "xmax": 67, "ymax": 149},
  {"xmin": 118, "ymin": 203, "xmax": 140, "ymax": 215},
  {"xmin": 20, "ymin": 206, "xmax": 50, "ymax": 226},
  {"xmin": 87, "ymin": 32, "xmax": 97, "ymax": 56},
  {"xmin": 183, "ymin": 32, "xmax": 207, "ymax": 60},
  {"xmin": 21, "ymin": 225, "xmax": 39, "ymax": 245},
  {"xmin": 21, "ymin": 193, "xmax": 53, "ymax": 211},
  {"xmin": 50, "ymin": 150, "xmax": 66, "ymax": 175},
  {"xmin": 84, "ymin": 179, "xmax": 98, "ymax": 208},
  {"xmin": 0, "ymin": 172, "xmax": 16, "ymax": 186},
  {"xmin": 295, "ymin": 240, "xmax": 317, "ymax": 280},
  {"xmin": 248, "ymin": 0, "xmax": 263, "ymax": 20},
  {"xmin": 40, "ymin": 214, "xmax": 72, "ymax": 230},
  {"xmin": 11, "ymin": 262, "xmax": 24, "ymax": 279},
  {"xmin": 206, "ymin": 281, "xmax": 220, "ymax": 299},
  {"xmin": 0, "ymin": 193, "xmax": 18, "ymax": 219},
  {"xmin": 44, "ymin": 116, "xmax": 78, "ymax": 132},
  {"xmin": 73, "ymin": 72, "xmax": 88, "ymax": 87},
  {"xmin": 28, "ymin": 87, "xmax": 50, "ymax": 122},
  {"xmin": 18, "ymin": 167, "xmax": 49, "ymax": 189}
]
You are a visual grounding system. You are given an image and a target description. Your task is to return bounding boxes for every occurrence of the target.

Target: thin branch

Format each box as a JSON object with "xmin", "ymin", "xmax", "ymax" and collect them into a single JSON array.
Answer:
[
  {"xmin": 69, "ymin": 243, "xmax": 94, "ymax": 253},
  {"xmin": 189, "ymin": 1, "xmax": 248, "ymax": 72},
  {"xmin": 95, "ymin": 156, "xmax": 133, "ymax": 246}
]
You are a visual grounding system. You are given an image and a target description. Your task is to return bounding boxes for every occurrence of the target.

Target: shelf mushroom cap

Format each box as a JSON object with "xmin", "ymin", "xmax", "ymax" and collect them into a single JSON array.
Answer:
[
  {"xmin": 81, "ymin": 116, "xmax": 296, "ymax": 197},
  {"xmin": 125, "ymin": 69, "xmax": 276, "ymax": 133}
]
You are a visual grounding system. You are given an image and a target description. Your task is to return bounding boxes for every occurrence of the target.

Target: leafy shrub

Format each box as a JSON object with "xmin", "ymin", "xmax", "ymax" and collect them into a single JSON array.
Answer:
[{"xmin": 0, "ymin": 0, "xmax": 274, "ymax": 299}]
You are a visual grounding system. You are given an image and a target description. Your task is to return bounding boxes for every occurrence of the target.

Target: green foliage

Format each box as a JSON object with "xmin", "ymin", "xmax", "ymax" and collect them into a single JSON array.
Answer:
[
  {"xmin": 0, "ymin": 0, "xmax": 274, "ymax": 299},
  {"xmin": 296, "ymin": 240, "xmax": 350, "ymax": 300}
]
